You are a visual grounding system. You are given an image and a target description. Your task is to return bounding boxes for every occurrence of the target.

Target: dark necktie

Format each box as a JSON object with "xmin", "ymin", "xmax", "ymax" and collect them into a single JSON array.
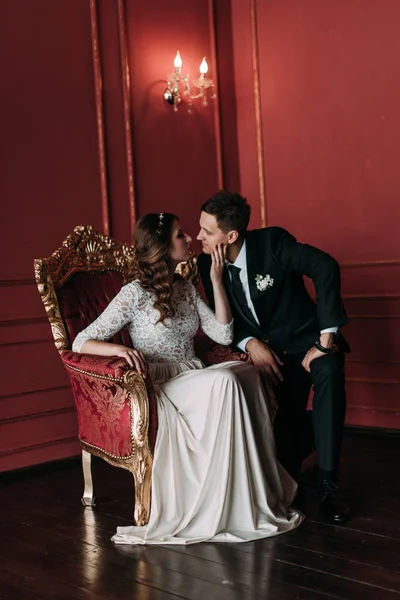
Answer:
[{"xmin": 228, "ymin": 265, "xmax": 255, "ymax": 323}]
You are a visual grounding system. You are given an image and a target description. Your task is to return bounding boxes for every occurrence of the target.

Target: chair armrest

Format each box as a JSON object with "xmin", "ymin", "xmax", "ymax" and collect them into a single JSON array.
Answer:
[
  {"xmin": 61, "ymin": 350, "xmax": 158, "ymax": 456},
  {"xmin": 61, "ymin": 350, "xmax": 132, "ymax": 380},
  {"xmin": 203, "ymin": 341, "xmax": 249, "ymax": 366},
  {"xmin": 194, "ymin": 331, "xmax": 248, "ymax": 365}
]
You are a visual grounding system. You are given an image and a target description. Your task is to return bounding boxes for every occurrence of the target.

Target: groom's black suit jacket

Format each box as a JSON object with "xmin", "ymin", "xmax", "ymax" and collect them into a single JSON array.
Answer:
[{"xmin": 197, "ymin": 227, "xmax": 349, "ymax": 355}]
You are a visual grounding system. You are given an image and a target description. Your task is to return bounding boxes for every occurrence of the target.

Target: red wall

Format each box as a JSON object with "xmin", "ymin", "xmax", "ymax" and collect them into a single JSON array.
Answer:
[
  {"xmin": 1, "ymin": 0, "xmax": 399, "ymax": 473},
  {"xmin": 0, "ymin": 0, "xmax": 105, "ymax": 471},
  {"xmin": 0, "ymin": 0, "xmax": 222, "ymax": 471},
  {"xmin": 124, "ymin": 0, "xmax": 221, "ymax": 234},
  {"xmin": 225, "ymin": 0, "xmax": 400, "ymax": 429}
]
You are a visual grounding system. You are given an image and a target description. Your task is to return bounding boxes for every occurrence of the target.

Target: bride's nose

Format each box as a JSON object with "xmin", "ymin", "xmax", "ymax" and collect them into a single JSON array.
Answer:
[{"xmin": 186, "ymin": 234, "xmax": 192, "ymax": 243}]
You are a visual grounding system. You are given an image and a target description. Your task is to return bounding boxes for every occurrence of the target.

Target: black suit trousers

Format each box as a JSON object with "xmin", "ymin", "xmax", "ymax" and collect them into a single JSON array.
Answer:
[{"xmin": 272, "ymin": 350, "xmax": 346, "ymax": 476}]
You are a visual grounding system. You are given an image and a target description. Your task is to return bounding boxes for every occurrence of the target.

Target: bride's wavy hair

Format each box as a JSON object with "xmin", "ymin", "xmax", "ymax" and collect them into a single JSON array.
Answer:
[{"xmin": 133, "ymin": 212, "xmax": 178, "ymax": 323}]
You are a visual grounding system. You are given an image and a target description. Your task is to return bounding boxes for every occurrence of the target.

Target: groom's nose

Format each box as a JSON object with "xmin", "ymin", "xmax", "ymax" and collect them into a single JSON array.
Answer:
[{"xmin": 196, "ymin": 230, "xmax": 203, "ymax": 241}]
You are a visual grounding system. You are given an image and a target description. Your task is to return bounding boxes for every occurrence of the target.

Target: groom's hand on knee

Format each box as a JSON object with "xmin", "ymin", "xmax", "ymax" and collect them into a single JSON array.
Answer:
[
  {"xmin": 302, "ymin": 347, "xmax": 327, "ymax": 372},
  {"xmin": 245, "ymin": 338, "xmax": 284, "ymax": 385},
  {"xmin": 302, "ymin": 333, "xmax": 338, "ymax": 373}
]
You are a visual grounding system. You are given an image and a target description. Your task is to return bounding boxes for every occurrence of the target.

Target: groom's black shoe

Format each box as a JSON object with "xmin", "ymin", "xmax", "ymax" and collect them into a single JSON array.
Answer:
[{"xmin": 318, "ymin": 480, "xmax": 350, "ymax": 523}]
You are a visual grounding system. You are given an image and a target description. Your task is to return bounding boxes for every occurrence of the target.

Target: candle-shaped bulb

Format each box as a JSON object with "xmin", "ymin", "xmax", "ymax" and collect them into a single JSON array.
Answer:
[
  {"xmin": 174, "ymin": 51, "xmax": 183, "ymax": 69},
  {"xmin": 199, "ymin": 57, "xmax": 208, "ymax": 75}
]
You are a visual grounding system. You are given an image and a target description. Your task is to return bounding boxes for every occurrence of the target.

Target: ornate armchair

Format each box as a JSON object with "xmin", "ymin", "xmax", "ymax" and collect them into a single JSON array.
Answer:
[
  {"xmin": 34, "ymin": 225, "xmax": 276, "ymax": 526},
  {"xmin": 34, "ymin": 225, "xmax": 158, "ymax": 525}
]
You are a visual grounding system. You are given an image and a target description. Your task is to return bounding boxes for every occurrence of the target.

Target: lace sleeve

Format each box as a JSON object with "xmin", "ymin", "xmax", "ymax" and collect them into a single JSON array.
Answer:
[
  {"xmin": 72, "ymin": 282, "xmax": 139, "ymax": 353},
  {"xmin": 192, "ymin": 284, "xmax": 233, "ymax": 346}
]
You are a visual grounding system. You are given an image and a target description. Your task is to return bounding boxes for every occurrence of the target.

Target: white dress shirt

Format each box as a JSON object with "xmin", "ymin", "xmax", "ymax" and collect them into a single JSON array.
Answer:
[{"xmin": 227, "ymin": 240, "xmax": 338, "ymax": 352}]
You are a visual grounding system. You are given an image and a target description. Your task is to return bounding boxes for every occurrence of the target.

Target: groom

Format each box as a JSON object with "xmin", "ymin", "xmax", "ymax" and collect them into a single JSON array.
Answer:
[{"xmin": 197, "ymin": 190, "xmax": 350, "ymax": 522}]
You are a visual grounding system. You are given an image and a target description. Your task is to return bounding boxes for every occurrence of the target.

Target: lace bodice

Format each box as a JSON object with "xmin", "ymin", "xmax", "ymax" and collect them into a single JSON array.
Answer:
[{"xmin": 72, "ymin": 279, "xmax": 233, "ymax": 363}]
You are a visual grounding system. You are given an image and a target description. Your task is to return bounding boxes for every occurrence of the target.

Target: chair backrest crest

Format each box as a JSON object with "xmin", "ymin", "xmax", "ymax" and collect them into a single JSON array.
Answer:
[{"xmin": 34, "ymin": 225, "xmax": 136, "ymax": 352}]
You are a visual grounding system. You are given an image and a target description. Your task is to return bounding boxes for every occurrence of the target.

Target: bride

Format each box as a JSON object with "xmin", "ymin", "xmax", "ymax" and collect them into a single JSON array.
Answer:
[{"xmin": 72, "ymin": 212, "xmax": 303, "ymax": 545}]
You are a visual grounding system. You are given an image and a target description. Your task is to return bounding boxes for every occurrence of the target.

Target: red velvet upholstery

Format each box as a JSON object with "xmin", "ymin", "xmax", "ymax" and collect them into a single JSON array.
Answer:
[
  {"xmin": 57, "ymin": 271, "xmax": 133, "ymax": 350},
  {"xmin": 66, "ymin": 361, "xmax": 134, "ymax": 457},
  {"xmin": 63, "ymin": 357, "xmax": 157, "ymax": 456},
  {"xmin": 194, "ymin": 329, "xmax": 248, "ymax": 366},
  {"xmin": 62, "ymin": 350, "xmax": 133, "ymax": 380},
  {"xmin": 62, "ymin": 349, "xmax": 158, "ymax": 453}
]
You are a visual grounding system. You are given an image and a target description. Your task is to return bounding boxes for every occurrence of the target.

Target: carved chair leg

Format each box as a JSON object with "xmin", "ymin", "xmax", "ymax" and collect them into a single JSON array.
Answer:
[
  {"xmin": 81, "ymin": 449, "xmax": 96, "ymax": 507},
  {"xmin": 133, "ymin": 457, "xmax": 152, "ymax": 526}
]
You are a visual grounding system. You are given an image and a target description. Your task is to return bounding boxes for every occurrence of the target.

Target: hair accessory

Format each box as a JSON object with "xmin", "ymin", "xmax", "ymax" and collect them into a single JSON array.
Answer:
[{"xmin": 156, "ymin": 213, "xmax": 164, "ymax": 234}]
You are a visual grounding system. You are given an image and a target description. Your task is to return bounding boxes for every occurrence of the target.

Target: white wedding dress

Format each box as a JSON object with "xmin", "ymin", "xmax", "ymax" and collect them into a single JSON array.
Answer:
[{"xmin": 73, "ymin": 278, "xmax": 303, "ymax": 544}]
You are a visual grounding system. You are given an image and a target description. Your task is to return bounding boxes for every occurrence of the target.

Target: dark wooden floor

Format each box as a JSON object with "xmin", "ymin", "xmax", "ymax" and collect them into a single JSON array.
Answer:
[{"xmin": 1, "ymin": 431, "xmax": 400, "ymax": 600}]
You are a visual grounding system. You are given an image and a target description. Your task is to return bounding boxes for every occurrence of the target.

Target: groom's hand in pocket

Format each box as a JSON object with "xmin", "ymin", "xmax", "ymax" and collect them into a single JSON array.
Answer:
[{"xmin": 246, "ymin": 338, "xmax": 284, "ymax": 385}]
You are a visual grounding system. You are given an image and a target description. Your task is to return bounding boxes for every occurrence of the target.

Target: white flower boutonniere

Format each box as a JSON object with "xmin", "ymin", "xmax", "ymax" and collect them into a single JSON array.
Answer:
[{"xmin": 255, "ymin": 273, "xmax": 274, "ymax": 292}]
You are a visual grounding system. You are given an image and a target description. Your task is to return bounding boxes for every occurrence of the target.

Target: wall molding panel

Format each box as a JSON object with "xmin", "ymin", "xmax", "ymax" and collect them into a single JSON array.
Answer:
[
  {"xmin": 90, "ymin": 0, "xmax": 110, "ymax": 235},
  {"xmin": 0, "ymin": 278, "xmax": 35, "ymax": 286},
  {"xmin": 117, "ymin": 0, "xmax": 136, "ymax": 239},
  {"xmin": 0, "ymin": 385, "xmax": 71, "ymax": 402},
  {"xmin": 0, "ymin": 435, "xmax": 79, "ymax": 458},
  {"xmin": 250, "ymin": 0, "xmax": 267, "ymax": 227},
  {"xmin": 0, "ymin": 436, "xmax": 80, "ymax": 472},
  {"xmin": 1, "ymin": 410, "xmax": 78, "ymax": 459},
  {"xmin": 343, "ymin": 293, "xmax": 400, "ymax": 299},
  {"xmin": 208, "ymin": 0, "xmax": 224, "ymax": 189},
  {"xmin": 341, "ymin": 259, "xmax": 400, "ymax": 268},
  {"xmin": 1, "ymin": 406, "xmax": 76, "ymax": 427}
]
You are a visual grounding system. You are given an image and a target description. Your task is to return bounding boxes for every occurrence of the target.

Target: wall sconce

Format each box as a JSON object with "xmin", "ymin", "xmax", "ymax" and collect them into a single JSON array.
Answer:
[{"xmin": 163, "ymin": 51, "xmax": 216, "ymax": 112}]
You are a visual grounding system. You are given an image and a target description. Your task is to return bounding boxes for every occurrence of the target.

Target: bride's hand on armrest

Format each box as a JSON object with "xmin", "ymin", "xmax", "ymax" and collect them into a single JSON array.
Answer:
[
  {"xmin": 80, "ymin": 340, "xmax": 148, "ymax": 378},
  {"xmin": 116, "ymin": 347, "xmax": 148, "ymax": 378}
]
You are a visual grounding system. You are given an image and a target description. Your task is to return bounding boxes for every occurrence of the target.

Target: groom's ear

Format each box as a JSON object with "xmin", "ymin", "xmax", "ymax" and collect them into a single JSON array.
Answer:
[{"xmin": 227, "ymin": 230, "xmax": 239, "ymax": 244}]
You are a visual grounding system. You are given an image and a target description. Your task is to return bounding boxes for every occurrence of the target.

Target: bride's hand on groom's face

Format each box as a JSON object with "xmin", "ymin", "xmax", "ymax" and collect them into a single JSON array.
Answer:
[
  {"xmin": 210, "ymin": 244, "xmax": 227, "ymax": 285},
  {"xmin": 246, "ymin": 339, "xmax": 284, "ymax": 385}
]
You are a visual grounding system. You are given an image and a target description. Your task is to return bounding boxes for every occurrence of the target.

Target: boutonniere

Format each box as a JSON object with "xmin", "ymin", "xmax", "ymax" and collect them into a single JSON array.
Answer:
[{"xmin": 255, "ymin": 273, "xmax": 274, "ymax": 291}]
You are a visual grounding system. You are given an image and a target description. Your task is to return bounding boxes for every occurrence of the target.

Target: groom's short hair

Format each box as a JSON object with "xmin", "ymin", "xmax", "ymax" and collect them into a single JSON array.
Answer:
[{"xmin": 202, "ymin": 190, "xmax": 251, "ymax": 233}]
